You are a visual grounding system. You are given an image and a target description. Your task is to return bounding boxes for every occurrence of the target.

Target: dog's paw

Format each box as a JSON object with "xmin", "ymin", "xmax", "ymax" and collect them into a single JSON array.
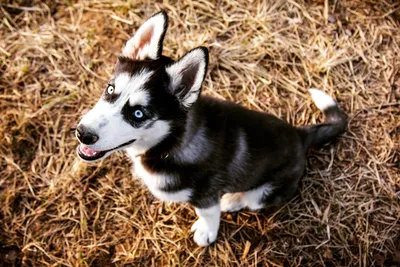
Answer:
[
  {"xmin": 190, "ymin": 218, "xmax": 218, "ymax": 246},
  {"xmin": 220, "ymin": 193, "xmax": 245, "ymax": 212}
]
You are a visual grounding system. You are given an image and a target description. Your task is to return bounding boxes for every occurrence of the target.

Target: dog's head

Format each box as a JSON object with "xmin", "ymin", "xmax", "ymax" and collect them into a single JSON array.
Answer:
[{"xmin": 76, "ymin": 11, "xmax": 208, "ymax": 162}]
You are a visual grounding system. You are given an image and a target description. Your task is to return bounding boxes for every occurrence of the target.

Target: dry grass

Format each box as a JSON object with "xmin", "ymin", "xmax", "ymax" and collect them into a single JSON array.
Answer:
[{"xmin": 1, "ymin": 0, "xmax": 399, "ymax": 266}]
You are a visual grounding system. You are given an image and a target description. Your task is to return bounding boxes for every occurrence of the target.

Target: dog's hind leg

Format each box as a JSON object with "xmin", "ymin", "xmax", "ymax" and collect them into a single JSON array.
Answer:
[
  {"xmin": 220, "ymin": 192, "xmax": 246, "ymax": 212},
  {"xmin": 221, "ymin": 183, "xmax": 274, "ymax": 212}
]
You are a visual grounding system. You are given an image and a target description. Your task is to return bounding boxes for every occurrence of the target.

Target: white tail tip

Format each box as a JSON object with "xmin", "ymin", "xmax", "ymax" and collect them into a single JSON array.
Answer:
[{"xmin": 308, "ymin": 89, "xmax": 336, "ymax": 111}]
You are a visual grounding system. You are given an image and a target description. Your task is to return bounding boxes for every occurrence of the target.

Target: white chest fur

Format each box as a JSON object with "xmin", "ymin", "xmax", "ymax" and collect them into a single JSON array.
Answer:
[{"xmin": 129, "ymin": 153, "xmax": 192, "ymax": 203}]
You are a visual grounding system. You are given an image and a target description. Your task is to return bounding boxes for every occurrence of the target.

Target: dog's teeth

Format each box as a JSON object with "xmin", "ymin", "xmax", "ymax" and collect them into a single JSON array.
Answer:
[{"xmin": 80, "ymin": 145, "xmax": 98, "ymax": 157}]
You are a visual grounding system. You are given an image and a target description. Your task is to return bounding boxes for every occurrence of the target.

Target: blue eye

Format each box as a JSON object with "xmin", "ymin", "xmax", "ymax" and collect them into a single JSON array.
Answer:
[{"xmin": 134, "ymin": 109, "xmax": 144, "ymax": 119}]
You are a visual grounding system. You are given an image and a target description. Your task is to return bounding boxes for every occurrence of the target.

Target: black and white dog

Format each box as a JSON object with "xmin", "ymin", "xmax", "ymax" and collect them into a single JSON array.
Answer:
[{"xmin": 76, "ymin": 11, "xmax": 346, "ymax": 246}]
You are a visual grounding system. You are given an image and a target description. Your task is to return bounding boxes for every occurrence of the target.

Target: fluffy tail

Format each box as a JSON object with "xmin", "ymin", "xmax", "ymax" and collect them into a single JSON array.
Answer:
[{"xmin": 298, "ymin": 89, "xmax": 347, "ymax": 150}]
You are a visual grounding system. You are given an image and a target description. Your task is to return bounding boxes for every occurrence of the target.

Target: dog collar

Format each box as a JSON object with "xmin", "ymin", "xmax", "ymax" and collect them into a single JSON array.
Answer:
[{"xmin": 136, "ymin": 152, "xmax": 169, "ymax": 160}]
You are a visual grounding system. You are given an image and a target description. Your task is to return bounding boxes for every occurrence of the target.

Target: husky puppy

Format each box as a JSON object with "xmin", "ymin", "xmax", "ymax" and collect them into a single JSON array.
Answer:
[{"xmin": 76, "ymin": 11, "xmax": 347, "ymax": 246}]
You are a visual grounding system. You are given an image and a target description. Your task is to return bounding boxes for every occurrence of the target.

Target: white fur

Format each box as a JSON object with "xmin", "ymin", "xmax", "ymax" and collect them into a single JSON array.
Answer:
[
  {"xmin": 129, "ymin": 154, "xmax": 192, "ymax": 202},
  {"xmin": 122, "ymin": 12, "xmax": 166, "ymax": 60},
  {"xmin": 115, "ymin": 72, "xmax": 151, "ymax": 106},
  {"xmin": 244, "ymin": 183, "xmax": 273, "ymax": 210},
  {"xmin": 191, "ymin": 204, "xmax": 221, "ymax": 246},
  {"xmin": 78, "ymin": 70, "xmax": 170, "ymax": 156},
  {"xmin": 113, "ymin": 73, "xmax": 130, "ymax": 94},
  {"xmin": 221, "ymin": 183, "xmax": 274, "ymax": 212},
  {"xmin": 128, "ymin": 120, "xmax": 171, "ymax": 156},
  {"xmin": 166, "ymin": 48, "xmax": 207, "ymax": 108},
  {"xmin": 308, "ymin": 88, "xmax": 336, "ymax": 111}
]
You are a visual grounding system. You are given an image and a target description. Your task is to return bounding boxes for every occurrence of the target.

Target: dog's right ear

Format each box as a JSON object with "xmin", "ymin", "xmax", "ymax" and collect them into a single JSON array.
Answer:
[{"xmin": 121, "ymin": 11, "xmax": 168, "ymax": 60}]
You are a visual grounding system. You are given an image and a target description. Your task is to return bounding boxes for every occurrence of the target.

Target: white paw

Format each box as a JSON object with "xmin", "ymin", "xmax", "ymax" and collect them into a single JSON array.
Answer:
[
  {"xmin": 220, "ymin": 193, "xmax": 245, "ymax": 212},
  {"xmin": 190, "ymin": 218, "xmax": 218, "ymax": 246}
]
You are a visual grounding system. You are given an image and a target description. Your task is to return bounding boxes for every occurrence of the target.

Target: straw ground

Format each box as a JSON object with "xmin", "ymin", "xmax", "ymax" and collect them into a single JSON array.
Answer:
[{"xmin": 1, "ymin": 0, "xmax": 399, "ymax": 266}]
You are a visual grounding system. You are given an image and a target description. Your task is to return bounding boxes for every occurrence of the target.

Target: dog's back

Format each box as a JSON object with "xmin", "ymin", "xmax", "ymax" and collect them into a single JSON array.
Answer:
[{"xmin": 161, "ymin": 93, "xmax": 345, "ymax": 207}]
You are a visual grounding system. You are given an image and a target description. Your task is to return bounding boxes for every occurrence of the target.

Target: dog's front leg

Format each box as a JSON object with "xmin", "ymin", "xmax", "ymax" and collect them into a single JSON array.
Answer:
[{"xmin": 190, "ymin": 202, "xmax": 221, "ymax": 246}]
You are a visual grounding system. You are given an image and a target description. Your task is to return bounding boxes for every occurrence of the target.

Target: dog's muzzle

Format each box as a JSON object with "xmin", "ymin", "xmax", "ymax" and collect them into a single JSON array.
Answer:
[{"xmin": 76, "ymin": 138, "xmax": 136, "ymax": 162}]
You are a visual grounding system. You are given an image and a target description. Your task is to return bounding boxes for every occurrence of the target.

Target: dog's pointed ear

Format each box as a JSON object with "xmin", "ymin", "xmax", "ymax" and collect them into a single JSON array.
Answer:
[
  {"xmin": 122, "ymin": 11, "xmax": 168, "ymax": 60},
  {"xmin": 166, "ymin": 47, "xmax": 209, "ymax": 109}
]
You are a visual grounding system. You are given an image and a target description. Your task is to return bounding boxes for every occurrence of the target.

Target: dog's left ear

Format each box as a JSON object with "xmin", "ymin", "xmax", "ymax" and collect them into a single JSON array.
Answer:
[
  {"xmin": 166, "ymin": 47, "xmax": 209, "ymax": 109},
  {"xmin": 122, "ymin": 11, "xmax": 168, "ymax": 60}
]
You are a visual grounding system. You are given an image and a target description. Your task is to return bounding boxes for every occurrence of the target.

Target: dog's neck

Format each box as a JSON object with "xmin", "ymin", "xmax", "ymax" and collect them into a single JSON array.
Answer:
[
  {"xmin": 136, "ymin": 104, "xmax": 204, "ymax": 165},
  {"xmin": 140, "ymin": 117, "xmax": 189, "ymax": 161},
  {"xmin": 141, "ymin": 129, "xmax": 182, "ymax": 161}
]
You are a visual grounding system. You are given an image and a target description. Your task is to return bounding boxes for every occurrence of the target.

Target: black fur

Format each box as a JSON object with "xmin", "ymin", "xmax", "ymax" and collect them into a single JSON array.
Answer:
[
  {"xmin": 76, "ymin": 11, "xmax": 348, "ymax": 246},
  {"xmin": 121, "ymin": 103, "xmax": 149, "ymax": 128},
  {"xmin": 298, "ymin": 106, "xmax": 347, "ymax": 149},
  {"xmin": 113, "ymin": 55, "xmax": 346, "ymax": 209},
  {"xmin": 151, "ymin": 11, "xmax": 168, "ymax": 59},
  {"xmin": 142, "ymin": 96, "xmax": 308, "ymax": 208}
]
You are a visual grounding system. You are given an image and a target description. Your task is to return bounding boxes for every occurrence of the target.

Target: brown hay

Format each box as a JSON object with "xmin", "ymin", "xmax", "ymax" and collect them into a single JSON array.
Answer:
[{"xmin": 1, "ymin": 0, "xmax": 399, "ymax": 266}]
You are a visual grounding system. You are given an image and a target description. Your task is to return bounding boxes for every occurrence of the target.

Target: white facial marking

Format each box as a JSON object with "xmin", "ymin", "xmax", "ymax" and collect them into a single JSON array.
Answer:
[
  {"xmin": 77, "ymin": 12, "xmax": 170, "ymax": 162},
  {"xmin": 130, "ymin": 155, "xmax": 192, "ymax": 203},
  {"xmin": 191, "ymin": 204, "xmax": 221, "ymax": 247},
  {"xmin": 113, "ymin": 73, "xmax": 130, "ymax": 94},
  {"xmin": 77, "ymin": 69, "xmax": 170, "ymax": 157},
  {"xmin": 114, "ymin": 72, "xmax": 152, "ymax": 106}
]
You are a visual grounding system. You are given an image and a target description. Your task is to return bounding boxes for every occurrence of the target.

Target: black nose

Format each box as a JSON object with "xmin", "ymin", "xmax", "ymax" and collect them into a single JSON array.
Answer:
[{"xmin": 76, "ymin": 125, "xmax": 99, "ymax": 145}]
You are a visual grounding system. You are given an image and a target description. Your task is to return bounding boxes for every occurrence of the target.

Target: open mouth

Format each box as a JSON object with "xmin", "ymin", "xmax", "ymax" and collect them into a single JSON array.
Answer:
[{"xmin": 77, "ymin": 139, "xmax": 136, "ymax": 161}]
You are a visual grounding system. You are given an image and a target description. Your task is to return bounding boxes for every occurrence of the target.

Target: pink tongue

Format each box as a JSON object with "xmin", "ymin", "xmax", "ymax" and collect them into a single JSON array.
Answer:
[{"xmin": 80, "ymin": 145, "xmax": 99, "ymax": 156}]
